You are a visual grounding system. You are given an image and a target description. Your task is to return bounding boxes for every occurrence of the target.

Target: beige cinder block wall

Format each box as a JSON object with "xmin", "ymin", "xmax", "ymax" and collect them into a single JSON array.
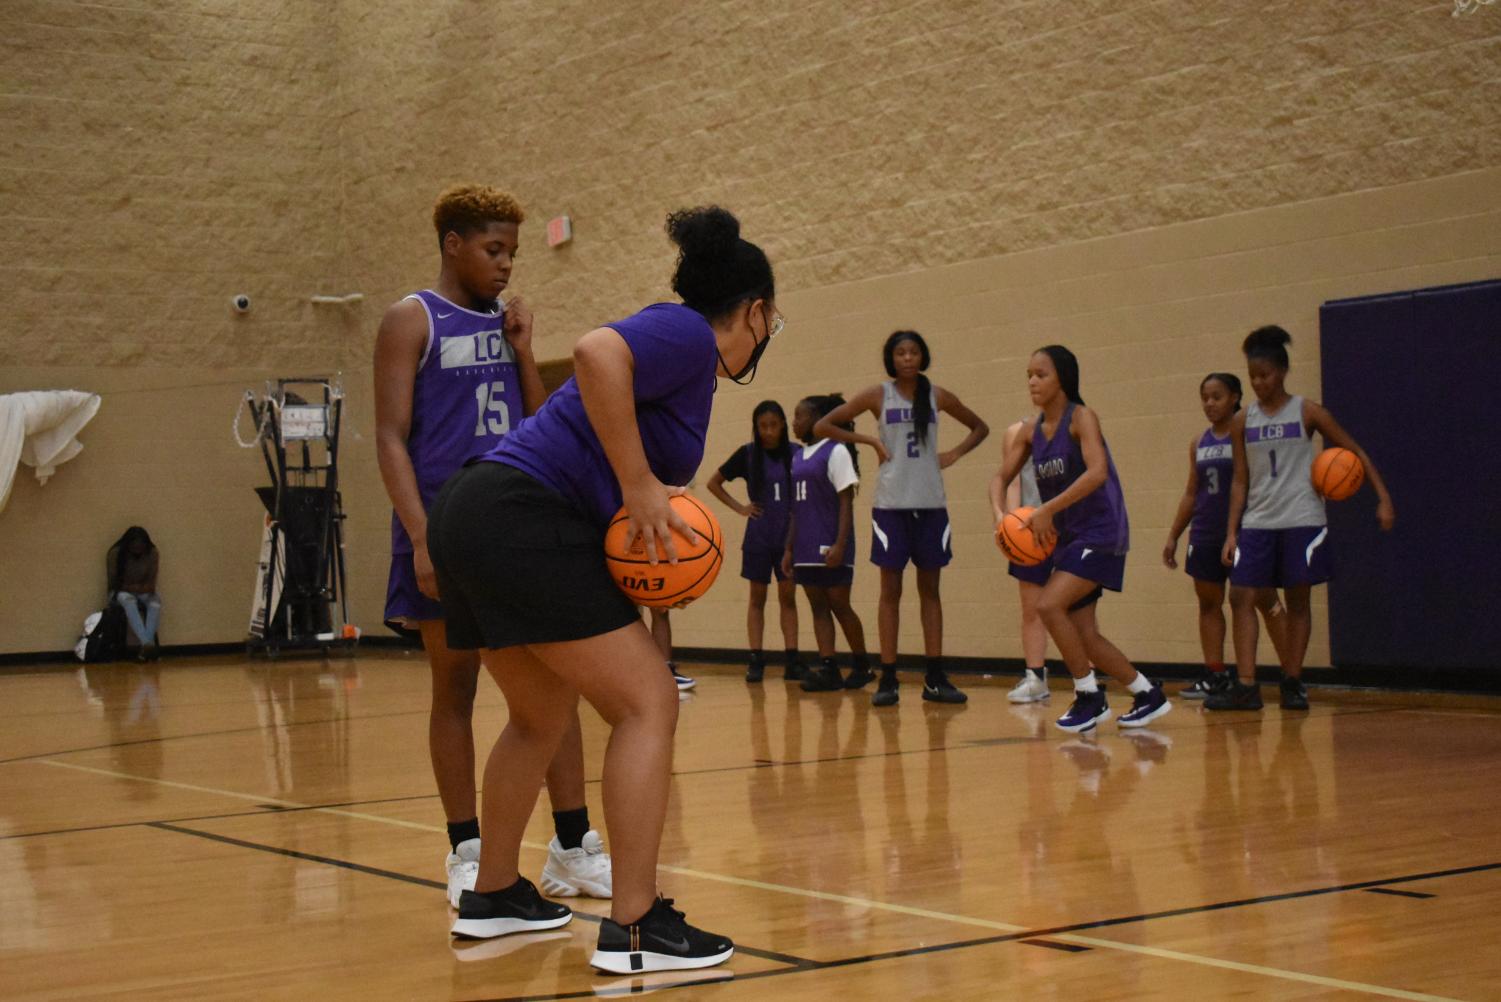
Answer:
[
  {"xmin": 1, "ymin": 2, "xmax": 350, "ymax": 652},
  {"xmin": 6, "ymin": 1, "xmax": 1499, "ymax": 660}
]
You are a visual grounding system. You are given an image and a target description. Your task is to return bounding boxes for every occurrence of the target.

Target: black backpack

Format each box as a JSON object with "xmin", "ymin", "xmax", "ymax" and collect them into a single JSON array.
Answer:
[{"xmin": 83, "ymin": 598, "xmax": 129, "ymax": 663}]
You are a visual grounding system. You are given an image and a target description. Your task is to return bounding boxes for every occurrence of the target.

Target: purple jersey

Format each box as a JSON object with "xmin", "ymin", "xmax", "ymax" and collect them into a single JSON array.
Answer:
[
  {"xmin": 790, "ymin": 439, "xmax": 858, "ymax": 567},
  {"xmin": 1190, "ymin": 427, "xmax": 1233, "ymax": 544},
  {"xmin": 1031, "ymin": 404, "xmax": 1129, "ymax": 553},
  {"xmin": 483, "ymin": 303, "xmax": 717, "ymax": 527},
  {"xmin": 390, "ymin": 290, "xmax": 519, "ymax": 554},
  {"xmin": 718, "ymin": 444, "xmax": 793, "ymax": 551}
]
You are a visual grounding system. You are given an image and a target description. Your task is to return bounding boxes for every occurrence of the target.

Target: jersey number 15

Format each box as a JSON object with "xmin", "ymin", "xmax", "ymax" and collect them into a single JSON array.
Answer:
[{"xmin": 474, "ymin": 381, "xmax": 510, "ymax": 437}]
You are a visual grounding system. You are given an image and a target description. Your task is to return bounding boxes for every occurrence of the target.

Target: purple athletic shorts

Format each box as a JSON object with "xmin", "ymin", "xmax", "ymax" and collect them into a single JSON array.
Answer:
[
  {"xmin": 870, "ymin": 508, "xmax": 952, "ymax": 571},
  {"xmin": 1230, "ymin": 526, "xmax": 1331, "ymax": 589}
]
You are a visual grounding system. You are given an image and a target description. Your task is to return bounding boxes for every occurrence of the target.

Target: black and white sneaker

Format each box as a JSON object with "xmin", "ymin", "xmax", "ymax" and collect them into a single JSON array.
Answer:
[
  {"xmin": 872, "ymin": 674, "xmax": 899, "ymax": 707},
  {"xmin": 843, "ymin": 665, "xmax": 877, "ymax": 690},
  {"xmin": 1279, "ymin": 676, "xmax": 1309, "ymax": 711},
  {"xmin": 745, "ymin": 655, "xmax": 765, "ymax": 684},
  {"xmin": 1180, "ymin": 670, "xmax": 1229, "ymax": 700},
  {"xmin": 450, "ymin": 877, "xmax": 573, "ymax": 939},
  {"xmin": 590, "ymin": 897, "xmax": 734, "ymax": 974},
  {"xmin": 921, "ymin": 672, "xmax": 968, "ymax": 704}
]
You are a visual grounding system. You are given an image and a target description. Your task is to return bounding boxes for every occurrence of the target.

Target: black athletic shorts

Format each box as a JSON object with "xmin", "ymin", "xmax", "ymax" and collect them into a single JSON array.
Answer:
[{"xmin": 427, "ymin": 462, "xmax": 640, "ymax": 649}]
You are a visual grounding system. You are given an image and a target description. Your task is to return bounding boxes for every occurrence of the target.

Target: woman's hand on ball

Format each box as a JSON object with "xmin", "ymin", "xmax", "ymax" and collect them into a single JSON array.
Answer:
[
  {"xmin": 1026, "ymin": 505, "xmax": 1056, "ymax": 549},
  {"xmin": 622, "ymin": 479, "xmax": 695, "ymax": 565}
]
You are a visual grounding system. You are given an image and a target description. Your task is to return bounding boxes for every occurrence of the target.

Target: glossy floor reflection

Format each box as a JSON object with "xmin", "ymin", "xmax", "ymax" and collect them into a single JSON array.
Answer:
[{"xmin": 2, "ymin": 652, "xmax": 1498, "ymax": 1000}]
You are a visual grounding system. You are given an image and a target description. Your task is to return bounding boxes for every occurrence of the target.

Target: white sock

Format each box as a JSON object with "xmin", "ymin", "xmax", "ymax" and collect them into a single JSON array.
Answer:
[
  {"xmin": 1127, "ymin": 673, "xmax": 1153, "ymax": 695},
  {"xmin": 1072, "ymin": 672, "xmax": 1098, "ymax": 694}
]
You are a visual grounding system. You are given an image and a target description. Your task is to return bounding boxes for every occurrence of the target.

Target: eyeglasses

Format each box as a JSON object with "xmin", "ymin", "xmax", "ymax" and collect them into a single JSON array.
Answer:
[{"xmin": 763, "ymin": 305, "xmax": 785, "ymax": 339}]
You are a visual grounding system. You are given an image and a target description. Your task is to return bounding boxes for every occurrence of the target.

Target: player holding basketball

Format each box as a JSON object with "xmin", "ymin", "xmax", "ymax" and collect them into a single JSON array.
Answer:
[
  {"xmin": 706, "ymin": 400, "xmax": 803, "ymax": 683},
  {"xmin": 782, "ymin": 394, "xmax": 874, "ymax": 692},
  {"xmin": 374, "ymin": 185, "xmax": 611, "ymax": 910},
  {"xmin": 989, "ymin": 346, "xmax": 1170, "ymax": 733},
  {"xmin": 815, "ymin": 331, "xmax": 989, "ymax": 707},
  {"xmin": 1206, "ymin": 326, "xmax": 1394, "ymax": 711},
  {"xmin": 1163, "ymin": 373, "xmax": 1291, "ymax": 699},
  {"xmin": 426, "ymin": 206, "xmax": 777, "ymax": 974}
]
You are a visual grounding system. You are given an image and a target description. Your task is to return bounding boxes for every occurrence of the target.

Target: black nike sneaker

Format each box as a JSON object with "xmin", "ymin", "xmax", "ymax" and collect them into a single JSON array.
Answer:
[
  {"xmin": 450, "ymin": 877, "xmax": 572, "ymax": 939},
  {"xmin": 590, "ymin": 897, "xmax": 734, "ymax": 974}
]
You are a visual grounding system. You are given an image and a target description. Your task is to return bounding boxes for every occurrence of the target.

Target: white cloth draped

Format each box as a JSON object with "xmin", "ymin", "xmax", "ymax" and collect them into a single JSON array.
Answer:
[{"xmin": 0, "ymin": 390, "xmax": 102, "ymax": 516}]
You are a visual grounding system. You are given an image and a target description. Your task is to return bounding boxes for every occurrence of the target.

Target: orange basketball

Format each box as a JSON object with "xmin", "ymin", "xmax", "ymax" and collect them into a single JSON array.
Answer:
[
  {"xmin": 1311, "ymin": 447, "xmax": 1364, "ymax": 501},
  {"xmin": 604, "ymin": 493, "xmax": 724, "ymax": 608},
  {"xmin": 995, "ymin": 506, "xmax": 1054, "ymax": 567}
]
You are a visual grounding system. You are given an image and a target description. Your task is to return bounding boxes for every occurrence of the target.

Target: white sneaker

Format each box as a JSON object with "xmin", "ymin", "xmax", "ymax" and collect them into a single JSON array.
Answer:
[
  {"xmin": 540, "ymin": 829, "xmax": 613, "ymax": 898},
  {"xmin": 445, "ymin": 837, "xmax": 481, "ymax": 909},
  {"xmin": 1008, "ymin": 670, "xmax": 1050, "ymax": 703}
]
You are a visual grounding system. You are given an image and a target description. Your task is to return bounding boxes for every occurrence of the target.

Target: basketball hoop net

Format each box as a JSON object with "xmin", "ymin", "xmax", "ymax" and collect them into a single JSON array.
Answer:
[{"xmin": 1454, "ymin": 0, "xmax": 1496, "ymax": 16}]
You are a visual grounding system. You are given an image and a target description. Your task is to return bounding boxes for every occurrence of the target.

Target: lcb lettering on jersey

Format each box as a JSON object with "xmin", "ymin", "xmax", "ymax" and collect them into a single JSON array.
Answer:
[
  {"xmin": 884, "ymin": 407, "xmax": 937, "ymax": 424},
  {"xmin": 1246, "ymin": 421, "xmax": 1303, "ymax": 443},
  {"xmin": 1197, "ymin": 444, "xmax": 1232, "ymax": 461},
  {"xmin": 440, "ymin": 330, "xmax": 515, "ymax": 370}
]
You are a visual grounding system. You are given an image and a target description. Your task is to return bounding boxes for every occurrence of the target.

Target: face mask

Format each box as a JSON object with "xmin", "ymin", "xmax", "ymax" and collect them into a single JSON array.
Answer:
[{"xmin": 719, "ymin": 305, "xmax": 782, "ymax": 385}]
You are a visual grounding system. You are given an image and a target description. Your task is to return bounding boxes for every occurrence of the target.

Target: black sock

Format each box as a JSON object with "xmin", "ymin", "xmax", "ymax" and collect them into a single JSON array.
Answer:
[
  {"xmin": 785, "ymin": 648, "xmax": 800, "ymax": 666},
  {"xmin": 447, "ymin": 817, "xmax": 480, "ymax": 851},
  {"xmin": 749, "ymin": 649, "xmax": 765, "ymax": 665},
  {"xmin": 925, "ymin": 657, "xmax": 947, "ymax": 684},
  {"xmin": 880, "ymin": 663, "xmax": 899, "ymax": 682},
  {"xmin": 821, "ymin": 656, "xmax": 838, "ymax": 672},
  {"xmin": 553, "ymin": 807, "xmax": 590, "ymax": 850},
  {"xmin": 852, "ymin": 653, "xmax": 870, "ymax": 672}
]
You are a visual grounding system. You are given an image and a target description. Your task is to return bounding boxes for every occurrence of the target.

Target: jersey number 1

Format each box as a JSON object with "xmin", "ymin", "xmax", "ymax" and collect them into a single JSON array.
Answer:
[{"xmin": 474, "ymin": 381, "xmax": 510, "ymax": 436}]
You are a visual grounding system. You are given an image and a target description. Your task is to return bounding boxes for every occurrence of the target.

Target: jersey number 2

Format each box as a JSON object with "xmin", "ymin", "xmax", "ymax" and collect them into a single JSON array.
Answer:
[{"xmin": 474, "ymin": 381, "xmax": 510, "ymax": 436}]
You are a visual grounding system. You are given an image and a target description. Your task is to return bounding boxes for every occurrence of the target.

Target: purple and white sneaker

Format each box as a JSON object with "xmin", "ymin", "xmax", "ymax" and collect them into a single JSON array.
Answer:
[
  {"xmin": 1056, "ymin": 690, "xmax": 1110, "ymax": 733},
  {"xmin": 1118, "ymin": 683, "xmax": 1172, "ymax": 729}
]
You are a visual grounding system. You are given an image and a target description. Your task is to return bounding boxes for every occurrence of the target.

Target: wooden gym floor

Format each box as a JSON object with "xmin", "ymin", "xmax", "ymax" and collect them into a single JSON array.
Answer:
[{"xmin": 2, "ymin": 650, "xmax": 1498, "ymax": 1000}]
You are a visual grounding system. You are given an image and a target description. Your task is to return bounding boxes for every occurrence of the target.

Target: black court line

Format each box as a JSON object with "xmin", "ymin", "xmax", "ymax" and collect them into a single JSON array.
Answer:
[
  {"xmin": 0, "ymin": 707, "xmax": 429, "ymax": 765},
  {"xmin": 144, "ymin": 818, "xmax": 1501, "ymax": 1002},
  {"xmin": 1021, "ymin": 939, "xmax": 1090, "ymax": 952},
  {"xmin": 149, "ymin": 821, "xmax": 445, "ymax": 890},
  {"xmin": 146, "ymin": 822, "xmax": 811, "ymax": 970},
  {"xmin": 2, "ymin": 792, "xmax": 444, "ymax": 842},
  {"xmin": 1363, "ymin": 887, "xmax": 1436, "ymax": 899},
  {"xmin": 459, "ymin": 858, "xmax": 1501, "ymax": 1002}
]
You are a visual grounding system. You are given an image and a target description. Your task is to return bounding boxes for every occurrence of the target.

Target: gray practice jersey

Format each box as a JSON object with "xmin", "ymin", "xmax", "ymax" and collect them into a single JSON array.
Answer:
[
  {"xmin": 1241, "ymin": 395, "xmax": 1326, "ymax": 530},
  {"xmin": 874, "ymin": 381, "xmax": 946, "ymax": 510}
]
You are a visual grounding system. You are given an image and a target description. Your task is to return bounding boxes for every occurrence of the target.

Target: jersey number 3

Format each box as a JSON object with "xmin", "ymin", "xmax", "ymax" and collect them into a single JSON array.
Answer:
[{"xmin": 474, "ymin": 381, "xmax": 510, "ymax": 436}]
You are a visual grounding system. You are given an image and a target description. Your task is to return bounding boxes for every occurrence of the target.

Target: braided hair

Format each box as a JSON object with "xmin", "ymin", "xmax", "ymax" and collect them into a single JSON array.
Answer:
[
  {"xmin": 883, "ymin": 330, "xmax": 933, "ymax": 446},
  {"xmin": 746, "ymin": 400, "xmax": 790, "ymax": 503}
]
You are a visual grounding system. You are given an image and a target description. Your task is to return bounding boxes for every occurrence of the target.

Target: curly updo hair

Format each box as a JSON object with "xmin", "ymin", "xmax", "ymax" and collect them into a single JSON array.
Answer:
[
  {"xmin": 1243, "ymin": 325, "xmax": 1292, "ymax": 371},
  {"xmin": 432, "ymin": 184, "xmax": 525, "ymax": 249},
  {"xmin": 665, "ymin": 206, "xmax": 774, "ymax": 321}
]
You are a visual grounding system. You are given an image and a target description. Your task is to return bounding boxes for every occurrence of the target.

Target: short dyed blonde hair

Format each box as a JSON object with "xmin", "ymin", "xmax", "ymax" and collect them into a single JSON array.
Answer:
[{"xmin": 432, "ymin": 184, "xmax": 525, "ymax": 246}]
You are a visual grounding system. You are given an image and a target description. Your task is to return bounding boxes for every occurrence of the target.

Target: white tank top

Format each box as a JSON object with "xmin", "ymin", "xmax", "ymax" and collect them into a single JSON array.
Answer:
[
  {"xmin": 1242, "ymin": 395, "xmax": 1326, "ymax": 530},
  {"xmin": 874, "ymin": 381, "xmax": 946, "ymax": 509}
]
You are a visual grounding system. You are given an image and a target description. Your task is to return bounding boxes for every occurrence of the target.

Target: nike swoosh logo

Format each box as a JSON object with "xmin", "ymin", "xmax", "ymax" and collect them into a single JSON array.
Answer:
[
  {"xmin": 652, "ymin": 933, "xmax": 691, "ymax": 952},
  {"xmin": 1082, "ymin": 548, "xmax": 1093, "ymax": 560},
  {"xmin": 436, "ymin": 311, "xmax": 453, "ymax": 318}
]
